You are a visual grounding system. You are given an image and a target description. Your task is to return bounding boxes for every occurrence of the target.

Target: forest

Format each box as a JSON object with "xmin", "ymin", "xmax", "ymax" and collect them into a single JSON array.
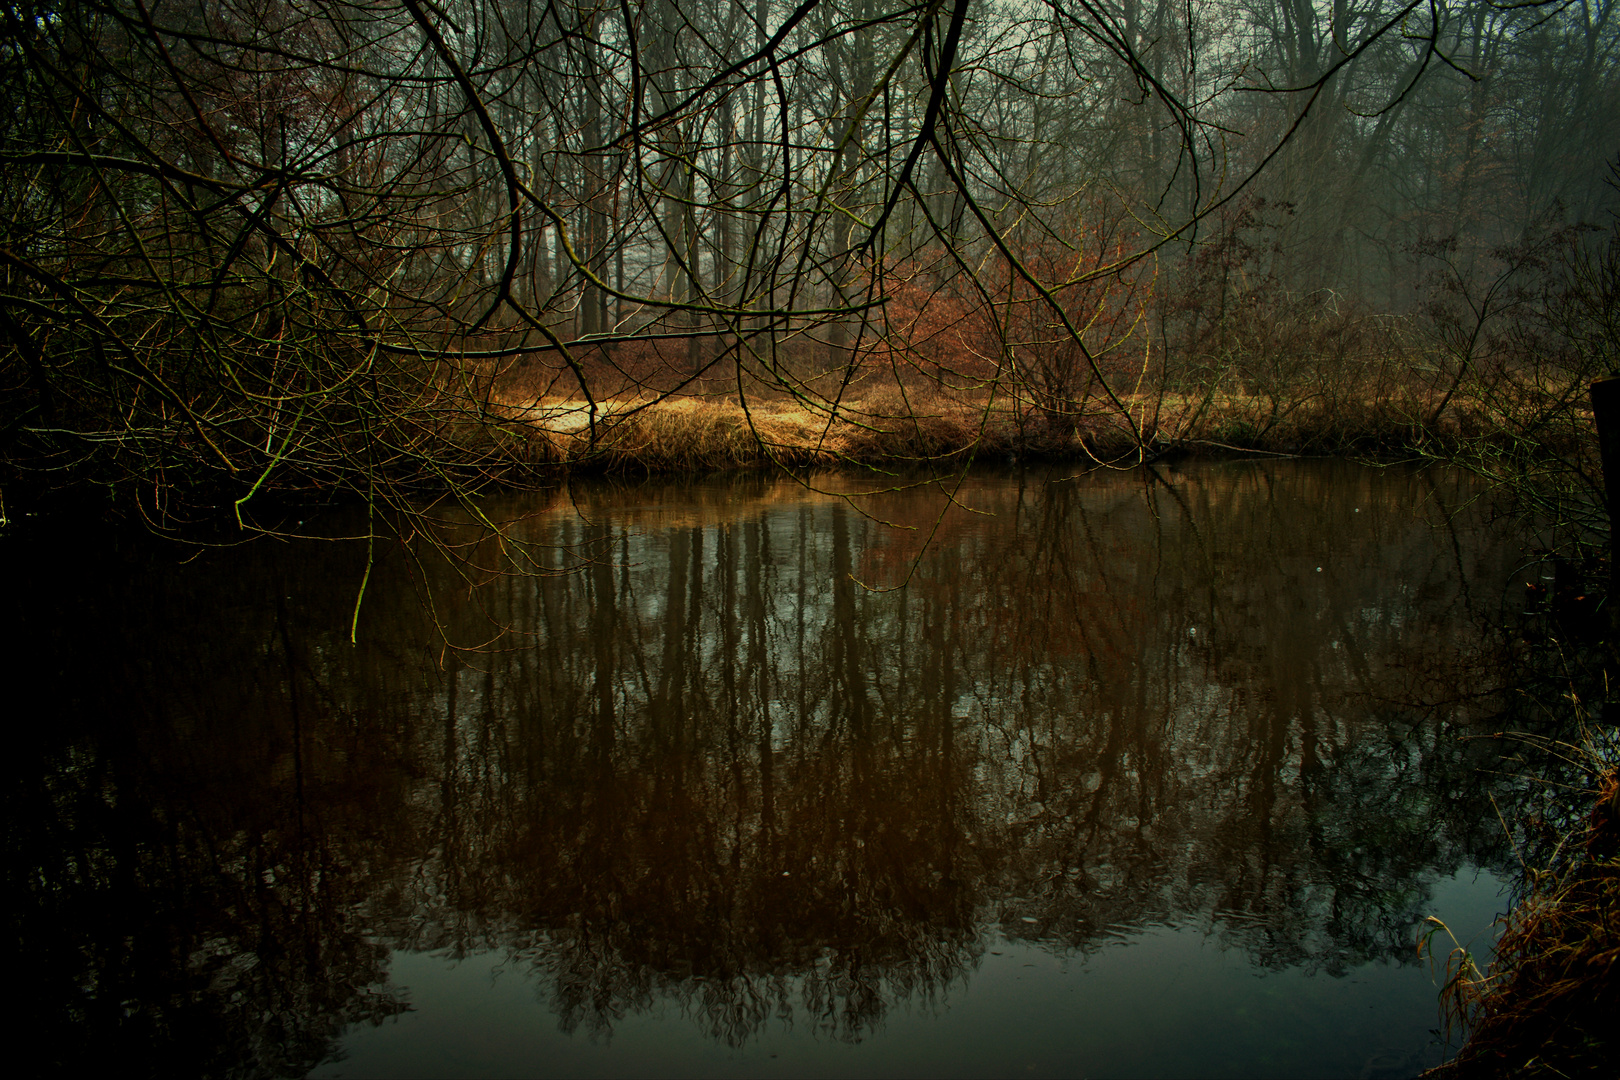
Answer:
[{"xmin": 3, "ymin": 0, "xmax": 1619, "ymax": 528}]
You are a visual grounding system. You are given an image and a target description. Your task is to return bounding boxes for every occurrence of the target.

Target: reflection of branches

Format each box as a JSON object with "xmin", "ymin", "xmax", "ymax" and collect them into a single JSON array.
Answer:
[
  {"xmin": 520, "ymin": 925, "xmax": 980, "ymax": 1046},
  {"xmin": 10, "ymin": 699, "xmax": 413, "ymax": 1077},
  {"xmin": 8, "ymin": 461, "xmax": 1541, "ymax": 1069}
]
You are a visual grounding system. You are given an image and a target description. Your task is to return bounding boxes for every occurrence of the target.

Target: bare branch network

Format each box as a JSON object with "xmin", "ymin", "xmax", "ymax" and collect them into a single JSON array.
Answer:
[{"xmin": 2, "ymin": 0, "xmax": 1614, "ymax": 526}]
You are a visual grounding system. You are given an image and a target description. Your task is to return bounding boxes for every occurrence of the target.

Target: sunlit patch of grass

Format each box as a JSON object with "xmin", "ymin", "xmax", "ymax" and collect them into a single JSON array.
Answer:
[
  {"xmin": 482, "ymin": 371, "xmax": 1512, "ymax": 474},
  {"xmin": 486, "ymin": 389, "xmax": 1007, "ymax": 471}
]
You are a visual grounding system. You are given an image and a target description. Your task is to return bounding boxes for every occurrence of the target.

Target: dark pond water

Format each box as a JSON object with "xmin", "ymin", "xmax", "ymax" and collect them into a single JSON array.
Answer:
[{"xmin": 7, "ymin": 460, "xmax": 1539, "ymax": 1078}]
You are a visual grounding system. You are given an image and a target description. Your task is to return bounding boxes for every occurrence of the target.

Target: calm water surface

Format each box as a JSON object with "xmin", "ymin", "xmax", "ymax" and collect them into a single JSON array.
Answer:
[{"xmin": 8, "ymin": 461, "xmax": 1534, "ymax": 1078}]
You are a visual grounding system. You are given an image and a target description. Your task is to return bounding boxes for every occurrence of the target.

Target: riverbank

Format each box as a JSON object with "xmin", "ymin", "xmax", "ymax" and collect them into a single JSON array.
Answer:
[
  {"xmin": 1426, "ymin": 763, "xmax": 1618, "ymax": 1077},
  {"xmin": 484, "ymin": 382, "xmax": 1509, "ymax": 473}
]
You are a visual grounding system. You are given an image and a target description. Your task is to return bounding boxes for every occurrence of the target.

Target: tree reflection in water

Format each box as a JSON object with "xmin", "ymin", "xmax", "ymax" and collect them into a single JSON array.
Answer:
[{"xmin": 6, "ymin": 460, "xmax": 1533, "ymax": 1074}]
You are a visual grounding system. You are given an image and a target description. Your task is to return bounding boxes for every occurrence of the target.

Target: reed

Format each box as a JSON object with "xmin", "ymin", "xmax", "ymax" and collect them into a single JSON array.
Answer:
[{"xmin": 1423, "ymin": 753, "xmax": 1618, "ymax": 1077}]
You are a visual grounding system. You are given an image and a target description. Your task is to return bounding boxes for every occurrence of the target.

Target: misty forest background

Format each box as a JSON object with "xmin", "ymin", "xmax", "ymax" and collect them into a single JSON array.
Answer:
[{"xmin": 3, "ymin": 0, "xmax": 1619, "ymax": 534}]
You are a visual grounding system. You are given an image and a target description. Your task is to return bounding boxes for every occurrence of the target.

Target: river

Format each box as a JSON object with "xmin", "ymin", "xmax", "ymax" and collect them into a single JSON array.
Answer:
[{"xmin": 6, "ymin": 460, "xmax": 1541, "ymax": 1078}]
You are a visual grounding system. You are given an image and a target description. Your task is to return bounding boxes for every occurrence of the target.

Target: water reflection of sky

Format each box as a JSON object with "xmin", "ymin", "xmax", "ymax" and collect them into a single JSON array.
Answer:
[
  {"xmin": 7, "ymin": 461, "xmax": 1533, "ymax": 1078},
  {"xmin": 315, "ymin": 868, "xmax": 1506, "ymax": 1079}
]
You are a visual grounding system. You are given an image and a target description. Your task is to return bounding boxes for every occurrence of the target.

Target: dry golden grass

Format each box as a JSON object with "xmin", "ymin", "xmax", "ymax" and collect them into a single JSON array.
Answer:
[
  {"xmin": 488, "ymin": 386, "xmax": 996, "ymax": 471},
  {"xmin": 1424, "ymin": 768, "xmax": 1619, "ymax": 1078},
  {"xmin": 480, "ymin": 369, "xmax": 1517, "ymax": 475}
]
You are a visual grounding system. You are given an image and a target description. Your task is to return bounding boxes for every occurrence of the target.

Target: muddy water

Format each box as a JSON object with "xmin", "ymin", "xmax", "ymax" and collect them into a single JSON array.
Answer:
[{"xmin": 7, "ymin": 461, "xmax": 1532, "ymax": 1078}]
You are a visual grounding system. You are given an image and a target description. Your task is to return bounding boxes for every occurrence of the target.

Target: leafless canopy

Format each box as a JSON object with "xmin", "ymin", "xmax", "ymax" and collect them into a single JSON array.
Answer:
[{"xmin": 2, "ymin": 0, "xmax": 1613, "ymax": 523}]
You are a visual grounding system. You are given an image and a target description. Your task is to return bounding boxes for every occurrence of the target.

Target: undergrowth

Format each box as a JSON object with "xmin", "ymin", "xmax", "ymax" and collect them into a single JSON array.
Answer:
[{"xmin": 1422, "ymin": 652, "xmax": 1620, "ymax": 1077}]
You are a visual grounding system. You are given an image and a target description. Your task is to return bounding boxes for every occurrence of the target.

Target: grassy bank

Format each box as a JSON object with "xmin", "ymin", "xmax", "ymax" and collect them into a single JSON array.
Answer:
[
  {"xmin": 482, "ymin": 378, "xmax": 1515, "ymax": 474},
  {"xmin": 1425, "ymin": 762, "xmax": 1618, "ymax": 1077}
]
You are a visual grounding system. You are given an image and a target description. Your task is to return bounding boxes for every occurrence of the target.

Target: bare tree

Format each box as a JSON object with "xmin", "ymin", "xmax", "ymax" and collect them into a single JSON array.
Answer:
[{"xmin": 2, "ymin": 0, "xmax": 1603, "ymax": 532}]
